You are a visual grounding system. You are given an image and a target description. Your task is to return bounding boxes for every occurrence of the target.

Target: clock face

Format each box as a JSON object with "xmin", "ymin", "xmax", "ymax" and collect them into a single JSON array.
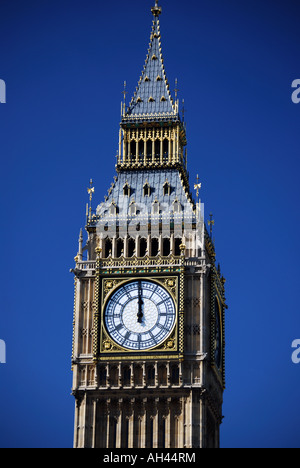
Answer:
[{"xmin": 104, "ymin": 280, "xmax": 176, "ymax": 351}]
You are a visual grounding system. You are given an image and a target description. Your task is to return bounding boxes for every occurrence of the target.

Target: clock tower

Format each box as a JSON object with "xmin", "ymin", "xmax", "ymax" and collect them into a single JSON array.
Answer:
[{"xmin": 71, "ymin": 1, "xmax": 226, "ymax": 449}]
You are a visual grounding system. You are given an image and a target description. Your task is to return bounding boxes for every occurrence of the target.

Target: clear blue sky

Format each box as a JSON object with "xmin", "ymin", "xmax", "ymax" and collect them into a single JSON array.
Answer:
[{"xmin": 0, "ymin": 0, "xmax": 300, "ymax": 448}]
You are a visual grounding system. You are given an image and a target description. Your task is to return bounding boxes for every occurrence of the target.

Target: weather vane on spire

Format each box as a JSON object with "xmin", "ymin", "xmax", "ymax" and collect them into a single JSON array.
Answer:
[{"xmin": 151, "ymin": 0, "xmax": 162, "ymax": 17}]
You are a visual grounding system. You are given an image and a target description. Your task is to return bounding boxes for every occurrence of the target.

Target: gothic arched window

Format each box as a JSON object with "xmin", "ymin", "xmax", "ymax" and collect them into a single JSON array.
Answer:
[
  {"xmin": 138, "ymin": 140, "xmax": 144, "ymax": 162},
  {"xmin": 130, "ymin": 141, "xmax": 136, "ymax": 161},
  {"xmin": 173, "ymin": 198, "xmax": 182, "ymax": 213},
  {"xmin": 140, "ymin": 238, "xmax": 147, "ymax": 257},
  {"xmin": 171, "ymin": 365, "xmax": 179, "ymax": 385},
  {"xmin": 151, "ymin": 238, "xmax": 159, "ymax": 257},
  {"xmin": 158, "ymin": 365, "xmax": 167, "ymax": 386},
  {"xmin": 109, "ymin": 202, "xmax": 118, "ymax": 216},
  {"xmin": 154, "ymin": 140, "xmax": 160, "ymax": 161},
  {"xmin": 163, "ymin": 181, "xmax": 170, "ymax": 196},
  {"xmin": 116, "ymin": 239, "xmax": 124, "ymax": 257},
  {"xmin": 105, "ymin": 238, "xmax": 112, "ymax": 258},
  {"xmin": 123, "ymin": 182, "xmax": 131, "ymax": 197},
  {"xmin": 134, "ymin": 365, "xmax": 143, "ymax": 386},
  {"xmin": 99, "ymin": 367, "xmax": 107, "ymax": 387},
  {"xmin": 146, "ymin": 140, "xmax": 152, "ymax": 162},
  {"xmin": 128, "ymin": 238, "xmax": 135, "ymax": 257},
  {"xmin": 174, "ymin": 238, "xmax": 182, "ymax": 256},
  {"xmin": 143, "ymin": 182, "xmax": 151, "ymax": 197},
  {"xmin": 147, "ymin": 366, "xmax": 155, "ymax": 385},
  {"xmin": 152, "ymin": 199, "xmax": 159, "ymax": 214},
  {"xmin": 123, "ymin": 366, "xmax": 131, "ymax": 387},
  {"xmin": 129, "ymin": 200, "xmax": 137, "ymax": 216},
  {"xmin": 162, "ymin": 238, "xmax": 170, "ymax": 257},
  {"xmin": 163, "ymin": 139, "xmax": 168, "ymax": 161}
]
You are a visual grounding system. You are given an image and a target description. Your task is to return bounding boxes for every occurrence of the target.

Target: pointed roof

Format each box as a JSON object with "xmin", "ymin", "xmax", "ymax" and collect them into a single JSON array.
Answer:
[{"xmin": 123, "ymin": 2, "xmax": 178, "ymax": 123}]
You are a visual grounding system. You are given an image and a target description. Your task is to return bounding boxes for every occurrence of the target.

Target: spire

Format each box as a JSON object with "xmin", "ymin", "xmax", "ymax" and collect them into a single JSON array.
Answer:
[{"xmin": 123, "ymin": 1, "xmax": 178, "ymax": 122}]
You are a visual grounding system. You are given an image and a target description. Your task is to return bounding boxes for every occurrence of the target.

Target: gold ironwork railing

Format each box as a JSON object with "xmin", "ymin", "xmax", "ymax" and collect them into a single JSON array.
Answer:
[{"xmin": 76, "ymin": 255, "xmax": 204, "ymax": 271}]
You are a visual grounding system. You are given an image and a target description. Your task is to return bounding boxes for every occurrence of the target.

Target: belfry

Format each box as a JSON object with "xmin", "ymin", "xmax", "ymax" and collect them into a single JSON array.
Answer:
[{"xmin": 71, "ymin": 1, "xmax": 226, "ymax": 449}]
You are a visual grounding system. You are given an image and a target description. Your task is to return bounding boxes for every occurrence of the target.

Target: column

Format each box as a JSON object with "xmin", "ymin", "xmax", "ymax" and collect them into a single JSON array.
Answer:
[
  {"xmin": 122, "ymin": 399, "xmax": 133, "ymax": 448},
  {"xmin": 165, "ymin": 398, "xmax": 171, "ymax": 448},
  {"xmin": 147, "ymin": 234, "xmax": 151, "ymax": 257},
  {"xmin": 144, "ymin": 139, "xmax": 147, "ymax": 165},
  {"xmin": 140, "ymin": 399, "xmax": 147, "ymax": 448},
  {"xmin": 112, "ymin": 237, "xmax": 117, "ymax": 258},
  {"xmin": 135, "ymin": 235, "xmax": 140, "ymax": 257},
  {"xmin": 136, "ymin": 138, "xmax": 139, "ymax": 164},
  {"xmin": 119, "ymin": 128, "xmax": 122, "ymax": 164},
  {"xmin": 176, "ymin": 126, "xmax": 179, "ymax": 163},
  {"xmin": 73, "ymin": 397, "xmax": 81, "ymax": 448},
  {"xmin": 127, "ymin": 140, "xmax": 130, "ymax": 162},
  {"xmin": 178, "ymin": 397, "xmax": 185, "ymax": 449},
  {"xmin": 116, "ymin": 406, "xmax": 122, "ymax": 448},
  {"xmin": 154, "ymin": 361, "xmax": 158, "ymax": 387},
  {"xmin": 152, "ymin": 132, "xmax": 155, "ymax": 163},
  {"xmin": 106, "ymin": 363, "xmax": 111, "ymax": 388},
  {"xmin": 167, "ymin": 361, "xmax": 171, "ymax": 388},
  {"xmin": 170, "ymin": 233, "xmax": 175, "ymax": 255},
  {"xmin": 152, "ymin": 399, "xmax": 159, "ymax": 448},
  {"xmin": 142, "ymin": 362, "xmax": 146, "ymax": 387},
  {"xmin": 130, "ymin": 363, "xmax": 134, "ymax": 388},
  {"xmin": 158, "ymin": 234, "xmax": 162, "ymax": 256},
  {"xmin": 99, "ymin": 237, "xmax": 105, "ymax": 258},
  {"xmin": 188, "ymin": 393, "xmax": 193, "ymax": 448},
  {"xmin": 128, "ymin": 399, "xmax": 135, "ymax": 448},
  {"xmin": 98, "ymin": 400, "xmax": 108, "ymax": 448},
  {"xmin": 124, "ymin": 235, "xmax": 128, "ymax": 258},
  {"xmin": 123, "ymin": 131, "xmax": 126, "ymax": 162},
  {"xmin": 118, "ymin": 363, "xmax": 122, "ymax": 388},
  {"xmin": 106, "ymin": 401, "xmax": 111, "ymax": 448},
  {"xmin": 91, "ymin": 398, "xmax": 97, "ymax": 448},
  {"xmin": 199, "ymin": 396, "xmax": 206, "ymax": 449},
  {"xmin": 73, "ymin": 278, "xmax": 82, "ymax": 360}
]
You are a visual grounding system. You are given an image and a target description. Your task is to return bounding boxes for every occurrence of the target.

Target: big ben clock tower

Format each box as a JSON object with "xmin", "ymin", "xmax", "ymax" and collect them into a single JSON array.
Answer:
[{"xmin": 71, "ymin": 1, "xmax": 226, "ymax": 449}]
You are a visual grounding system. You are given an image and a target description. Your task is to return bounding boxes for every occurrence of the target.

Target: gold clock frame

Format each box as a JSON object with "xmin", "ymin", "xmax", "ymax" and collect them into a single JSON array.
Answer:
[
  {"xmin": 91, "ymin": 251, "xmax": 185, "ymax": 363},
  {"xmin": 99, "ymin": 275, "xmax": 180, "ymax": 360}
]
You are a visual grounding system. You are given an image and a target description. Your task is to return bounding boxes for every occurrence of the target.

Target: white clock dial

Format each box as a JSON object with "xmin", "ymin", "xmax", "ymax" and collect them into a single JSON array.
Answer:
[{"xmin": 104, "ymin": 280, "xmax": 176, "ymax": 350}]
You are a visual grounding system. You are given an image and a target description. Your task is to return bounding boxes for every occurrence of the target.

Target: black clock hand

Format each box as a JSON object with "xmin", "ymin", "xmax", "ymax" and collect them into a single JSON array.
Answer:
[{"xmin": 137, "ymin": 281, "xmax": 144, "ymax": 323}]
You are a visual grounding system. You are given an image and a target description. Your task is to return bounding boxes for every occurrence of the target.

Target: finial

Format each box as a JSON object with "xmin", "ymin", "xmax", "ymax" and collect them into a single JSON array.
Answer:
[
  {"xmin": 151, "ymin": 0, "xmax": 162, "ymax": 17},
  {"xmin": 174, "ymin": 78, "xmax": 179, "ymax": 99},
  {"xmin": 87, "ymin": 179, "xmax": 95, "ymax": 222},
  {"xmin": 122, "ymin": 81, "xmax": 127, "ymax": 104},
  {"xmin": 182, "ymin": 99, "xmax": 185, "ymax": 122},
  {"xmin": 95, "ymin": 246, "xmax": 102, "ymax": 259},
  {"xmin": 194, "ymin": 174, "xmax": 202, "ymax": 200},
  {"xmin": 179, "ymin": 243, "xmax": 186, "ymax": 256},
  {"xmin": 78, "ymin": 228, "xmax": 83, "ymax": 261},
  {"xmin": 208, "ymin": 213, "xmax": 215, "ymax": 238},
  {"xmin": 121, "ymin": 81, "xmax": 127, "ymax": 116}
]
